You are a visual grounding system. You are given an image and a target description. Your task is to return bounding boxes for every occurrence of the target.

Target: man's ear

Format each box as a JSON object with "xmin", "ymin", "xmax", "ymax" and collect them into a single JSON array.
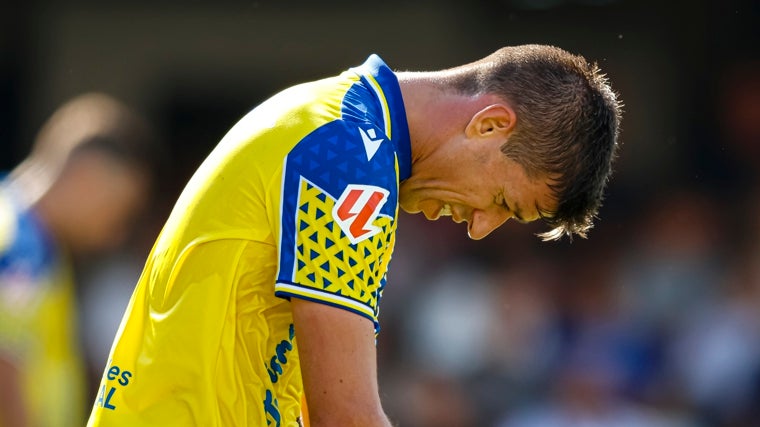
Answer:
[{"xmin": 465, "ymin": 104, "xmax": 516, "ymax": 139}]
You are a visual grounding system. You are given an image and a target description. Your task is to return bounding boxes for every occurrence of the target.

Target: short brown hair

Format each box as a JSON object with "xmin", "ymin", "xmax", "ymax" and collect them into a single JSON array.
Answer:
[{"xmin": 450, "ymin": 45, "xmax": 622, "ymax": 240}]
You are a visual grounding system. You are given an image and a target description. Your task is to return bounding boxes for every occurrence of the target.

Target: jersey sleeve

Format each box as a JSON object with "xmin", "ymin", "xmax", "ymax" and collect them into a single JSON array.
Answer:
[{"xmin": 274, "ymin": 120, "xmax": 399, "ymax": 332}]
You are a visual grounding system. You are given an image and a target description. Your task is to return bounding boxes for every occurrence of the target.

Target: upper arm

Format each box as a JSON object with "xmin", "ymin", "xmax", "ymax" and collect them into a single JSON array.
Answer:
[{"xmin": 291, "ymin": 298, "xmax": 392, "ymax": 427}]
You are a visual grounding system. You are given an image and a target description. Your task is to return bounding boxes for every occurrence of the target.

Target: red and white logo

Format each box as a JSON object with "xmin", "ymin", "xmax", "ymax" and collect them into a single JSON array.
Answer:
[{"xmin": 333, "ymin": 184, "xmax": 390, "ymax": 244}]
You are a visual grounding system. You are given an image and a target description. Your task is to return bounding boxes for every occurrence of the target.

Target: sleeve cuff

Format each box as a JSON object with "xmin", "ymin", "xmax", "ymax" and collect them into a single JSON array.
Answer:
[{"xmin": 275, "ymin": 281, "xmax": 379, "ymax": 332}]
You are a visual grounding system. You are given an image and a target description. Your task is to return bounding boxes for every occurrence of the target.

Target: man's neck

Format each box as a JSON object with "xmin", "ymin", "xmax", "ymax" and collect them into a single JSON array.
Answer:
[{"xmin": 396, "ymin": 73, "xmax": 501, "ymax": 166}]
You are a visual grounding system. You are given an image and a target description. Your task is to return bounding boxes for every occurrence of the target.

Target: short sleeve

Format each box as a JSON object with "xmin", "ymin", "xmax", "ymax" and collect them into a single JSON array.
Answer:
[{"xmin": 274, "ymin": 120, "xmax": 399, "ymax": 331}]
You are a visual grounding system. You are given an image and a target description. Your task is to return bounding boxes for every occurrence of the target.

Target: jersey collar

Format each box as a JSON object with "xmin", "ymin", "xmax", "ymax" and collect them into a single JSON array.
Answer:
[{"xmin": 352, "ymin": 55, "xmax": 412, "ymax": 181}]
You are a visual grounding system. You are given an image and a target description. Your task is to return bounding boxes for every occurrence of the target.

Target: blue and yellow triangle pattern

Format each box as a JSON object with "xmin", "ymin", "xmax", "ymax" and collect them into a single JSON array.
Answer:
[{"xmin": 284, "ymin": 177, "xmax": 395, "ymax": 326}]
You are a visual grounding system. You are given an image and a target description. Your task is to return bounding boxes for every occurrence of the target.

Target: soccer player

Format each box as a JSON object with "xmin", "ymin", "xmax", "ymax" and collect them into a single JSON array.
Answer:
[
  {"xmin": 0, "ymin": 93, "xmax": 158, "ymax": 427},
  {"xmin": 87, "ymin": 44, "xmax": 621, "ymax": 427}
]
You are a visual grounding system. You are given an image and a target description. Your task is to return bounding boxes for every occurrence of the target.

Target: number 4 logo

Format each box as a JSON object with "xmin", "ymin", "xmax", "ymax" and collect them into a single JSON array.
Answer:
[{"xmin": 333, "ymin": 184, "xmax": 390, "ymax": 245}]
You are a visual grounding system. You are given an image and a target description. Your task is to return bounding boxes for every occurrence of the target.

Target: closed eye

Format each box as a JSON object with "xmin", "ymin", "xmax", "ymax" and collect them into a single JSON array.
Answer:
[{"xmin": 502, "ymin": 199, "xmax": 528, "ymax": 224}]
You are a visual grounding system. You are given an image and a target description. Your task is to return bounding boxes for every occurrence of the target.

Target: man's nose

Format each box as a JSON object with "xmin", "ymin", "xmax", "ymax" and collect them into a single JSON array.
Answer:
[{"xmin": 467, "ymin": 209, "xmax": 510, "ymax": 240}]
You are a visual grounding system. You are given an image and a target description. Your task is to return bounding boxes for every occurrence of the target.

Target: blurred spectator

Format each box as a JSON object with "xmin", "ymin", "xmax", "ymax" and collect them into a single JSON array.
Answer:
[
  {"xmin": 0, "ymin": 93, "xmax": 159, "ymax": 427},
  {"xmin": 400, "ymin": 261, "xmax": 497, "ymax": 378},
  {"xmin": 392, "ymin": 373, "xmax": 478, "ymax": 427},
  {"xmin": 495, "ymin": 243, "xmax": 696, "ymax": 427},
  {"xmin": 495, "ymin": 358, "xmax": 696, "ymax": 427},
  {"xmin": 616, "ymin": 189, "xmax": 727, "ymax": 334},
  {"xmin": 664, "ymin": 192, "xmax": 760, "ymax": 426},
  {"xmin": 486, "ymin": 256, "xmax": 563, "ymax": 388}
]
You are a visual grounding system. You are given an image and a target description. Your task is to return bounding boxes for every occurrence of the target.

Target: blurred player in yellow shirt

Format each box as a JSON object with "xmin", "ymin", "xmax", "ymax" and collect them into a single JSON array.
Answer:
[
  {"xmin": 88, "ymin": 45, "xmax": 621, "ymax": 427},
  {"xmin": 0, "ymin": 93, "xmax": 158, "ymax": 427}
]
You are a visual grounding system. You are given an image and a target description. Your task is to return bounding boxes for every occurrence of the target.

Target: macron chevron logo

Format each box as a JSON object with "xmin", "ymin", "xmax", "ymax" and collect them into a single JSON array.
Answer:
[{"xmin": 358, "ymin": 127, "xmax": 383, "ymax": 161}]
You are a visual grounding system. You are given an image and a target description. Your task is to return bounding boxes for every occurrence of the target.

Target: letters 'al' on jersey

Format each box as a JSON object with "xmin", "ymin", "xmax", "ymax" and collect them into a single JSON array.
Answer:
[{"xmin": 87, "ymin": 55, "xmax": 411, "ymax": 427}]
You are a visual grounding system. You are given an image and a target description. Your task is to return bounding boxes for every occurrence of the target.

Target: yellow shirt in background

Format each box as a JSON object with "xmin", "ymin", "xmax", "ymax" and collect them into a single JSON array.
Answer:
[{"xmin": 0, "ymin": 186, "xmax": 86, "ymax": 427}]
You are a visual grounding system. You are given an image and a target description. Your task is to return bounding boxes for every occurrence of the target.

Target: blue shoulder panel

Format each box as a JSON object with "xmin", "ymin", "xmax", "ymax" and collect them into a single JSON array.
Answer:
[{"xmin": 0, "ymin": 201, "xmax": 56, "ymax": 282}]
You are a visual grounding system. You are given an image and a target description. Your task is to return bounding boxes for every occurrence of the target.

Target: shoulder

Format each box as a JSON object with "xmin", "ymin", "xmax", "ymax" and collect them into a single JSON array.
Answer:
[{"xmin": 0, "ymin": 193, "xmax": 56, "ymax": 282}]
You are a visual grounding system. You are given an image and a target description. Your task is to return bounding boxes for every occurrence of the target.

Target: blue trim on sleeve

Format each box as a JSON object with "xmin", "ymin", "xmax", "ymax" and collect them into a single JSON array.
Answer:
[
  {"xmin": 275, "ymin": 281, "xmax": 381, "ymax": 333},
  {"xmin": 354, "ymin": 55, "xmax": 412, "ymax": 181}
]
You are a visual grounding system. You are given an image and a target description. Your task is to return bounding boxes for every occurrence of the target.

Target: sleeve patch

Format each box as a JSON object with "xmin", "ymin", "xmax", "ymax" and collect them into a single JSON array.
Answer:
[{"xmin": 283, "ymin": 178, "xmax": 395, "ymax": 320}]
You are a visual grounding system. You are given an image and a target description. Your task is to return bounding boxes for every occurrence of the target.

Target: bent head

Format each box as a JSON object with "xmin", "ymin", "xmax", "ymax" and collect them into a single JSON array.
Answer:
[
  {"xmin": 16, "ymin": 93, "xmax": 161, "ymax": 254},
  {"xmin": 401, "ymin": 44, "xmax": 621, "ymax": 240},
  {"xmin": 470, "ymin": 45, "xmax": 622, "ymax": 240},
  {"xmin": 48, "ymin": 142, "xmax": 152, "ymax": 254},
  {"xmin": 398, "ymin": 102, "xmax": 559, "ymax": 240}
]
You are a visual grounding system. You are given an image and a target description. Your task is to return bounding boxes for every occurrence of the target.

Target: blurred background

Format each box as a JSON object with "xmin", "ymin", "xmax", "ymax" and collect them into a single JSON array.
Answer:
[{"xmin": 1, "ymin": 0, "xmax": 758, "ymax": 425}]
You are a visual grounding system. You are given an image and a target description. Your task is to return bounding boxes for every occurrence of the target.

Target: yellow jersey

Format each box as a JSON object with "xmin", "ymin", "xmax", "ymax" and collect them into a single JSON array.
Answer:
[
  {"xmin": 0, "ymin": 183, "xmax": 86, "ymax": 427},
  {"xmin": 87, "ymin": 55, "xmax": 411, "ymax": 427}
]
